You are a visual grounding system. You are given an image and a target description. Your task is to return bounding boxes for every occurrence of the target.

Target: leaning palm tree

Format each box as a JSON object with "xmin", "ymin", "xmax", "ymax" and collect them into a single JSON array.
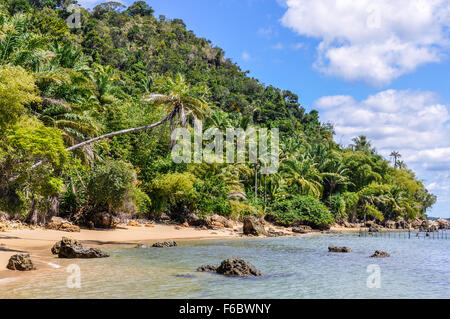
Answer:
[
  {"xmin": 10, "ymin": 73, "xmax": 210, "ymax": 179},
  {"xmin": 67, "ymin": 73, "xmax": 209, "ymax": 151}
]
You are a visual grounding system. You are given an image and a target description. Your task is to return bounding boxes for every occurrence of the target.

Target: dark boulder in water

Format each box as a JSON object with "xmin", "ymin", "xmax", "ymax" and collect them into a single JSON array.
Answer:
[
  {"xmin": 328, "ymin": 246, "xmax": 352, "ymax": 253},
  {"xmin": 370, "ymin": 250, "xmax": 390, "ymax": 258},
  {"xmin": 7, "ymin": 253, "xmax": 36, "ymax": 271},
  {"xmin": 55, "ymin": 237, "xmax": 109, "ymax": 258},
  {"xmin": 197, "ymin": 258, "xmax": 262, "ymax": 277},
  {"xmin": 217, "ymin": 258, "xmax": 261, "ymax": 277},
  {"xmin": 152, "ymin": 241, "xmax": 177, "ymax": 248}
]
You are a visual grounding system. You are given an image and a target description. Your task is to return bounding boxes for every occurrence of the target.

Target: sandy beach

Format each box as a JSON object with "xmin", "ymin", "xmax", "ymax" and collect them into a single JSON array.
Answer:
[
  {"xmin": 0, "ymin": 223, "xmax": 242, "ymax": 281},
  {"xmin": 0, "ymin": 221, "xmax": 369, "ymax": 285}
]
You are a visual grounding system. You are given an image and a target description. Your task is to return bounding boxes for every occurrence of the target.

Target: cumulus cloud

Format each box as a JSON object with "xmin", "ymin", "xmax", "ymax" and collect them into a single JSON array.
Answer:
[
  {"xmin": 316, "ymin": 89, "xmax": 450, "ymax": 214},
  {"xmin": 281, "ymin": 0, "xmax": 450, "ymax": 86},
  {"xmin": 316, "ymin": 90, "xmax": 450, "ymax": 166}
]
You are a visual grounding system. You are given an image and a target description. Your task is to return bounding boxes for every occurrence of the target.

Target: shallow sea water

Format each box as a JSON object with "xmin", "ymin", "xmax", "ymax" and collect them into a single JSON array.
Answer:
[{"xmin": 2, "ymin": 232, "xmax": 450, "ymax": 299}]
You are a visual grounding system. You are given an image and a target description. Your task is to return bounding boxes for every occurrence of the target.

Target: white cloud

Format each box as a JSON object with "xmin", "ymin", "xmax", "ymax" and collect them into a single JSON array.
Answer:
[
  {"xmin": 316, "ymin": 89, "xmax": 450, "ymax": 171},
  {"xmin": 316, "ymin": 89, "xmax": 450, "ymax": 215},
  {"xmin": 281, "ymin": 0, "xmax": 450, "ymax": 86}
]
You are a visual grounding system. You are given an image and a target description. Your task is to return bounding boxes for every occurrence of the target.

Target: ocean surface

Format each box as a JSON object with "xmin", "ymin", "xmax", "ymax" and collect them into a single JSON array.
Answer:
[{"xmin": 2, "ymin": 232, "xmax": 450, "ymax": 299}]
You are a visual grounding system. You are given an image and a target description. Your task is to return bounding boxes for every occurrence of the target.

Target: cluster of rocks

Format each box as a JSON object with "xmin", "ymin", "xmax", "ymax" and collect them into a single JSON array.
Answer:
[
  {"xmin": 338, "ymin": 218, "xmax": 450, "ymax": 233},
  {"xmin": 135, "ymin": 241, "xmax": 178, "ymax": 248},
  {"xmin": 203, "ymin": 214, "xmax": 235, "ymax": 230},
  {"xmin": 197, "ymin": 258, "xmax": 261, "ymax": 277},
  {"xmin": 0, "ymin": 215, "xmax": 40, "ymax": 232},
  {"xmin": 46, "ymin": 217, "xmax": 80, "ymax": 232},
  {"xmin": 51, "ymin": 237, "xmax": 109, "ymax": 258},
  {"xmin": 328, "ymin": 245, "xmax": 391, "ymax": 258}
]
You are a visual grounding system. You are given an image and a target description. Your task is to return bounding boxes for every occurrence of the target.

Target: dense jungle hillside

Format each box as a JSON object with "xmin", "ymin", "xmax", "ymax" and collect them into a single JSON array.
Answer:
[{"xmin": 0, "ymin": 0, "xmax": 437, "ymax": 228}]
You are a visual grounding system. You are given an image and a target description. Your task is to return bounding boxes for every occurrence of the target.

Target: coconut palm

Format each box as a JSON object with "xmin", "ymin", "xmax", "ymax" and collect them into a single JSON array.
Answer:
[
  {"xmin": 390, "ymin": 151, "xmax": 402, "ymax": 168},
  {"xmin": 281, "ymin": 154, "xmax": 323, "ymax": 198},
  {"xmin": 350, "ymin": 135, "xmax": 374, "ymax": 153},
  {"xmin": 321, "ymin": 159, "xmax": 352, "ymax": 199}
]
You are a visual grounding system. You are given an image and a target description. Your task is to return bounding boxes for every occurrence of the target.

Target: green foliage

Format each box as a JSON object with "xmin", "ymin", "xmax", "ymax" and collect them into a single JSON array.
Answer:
[
  {"xmin": 0, "ymin": 3, "xmax": 437, "ymax": 225},
  {"xmin": 150, "ymin": 172, "xmax": 198, "ymax": 214},
  {"xmin": 7, "ymin": 116, "xmax": 68, "ymax": 168},
  {"xmin": 270, "ymin": 195, "xmax": 334, "ymax": 228},
  {"xmin": 86, "ymin": 160, "xmax": 136, "ymax": 213},
  {"xmin": 0, "ymin": 65, "xmax": 40, "ymax": 129},
  {"xmin": 195, "ymin": 176, "xmax": 231, "ymax": 217}
]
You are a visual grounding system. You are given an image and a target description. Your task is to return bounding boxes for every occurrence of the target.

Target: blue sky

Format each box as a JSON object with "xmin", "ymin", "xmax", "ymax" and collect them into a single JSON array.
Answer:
[{"xmin": 79, "ymin": 0, "xmax": 450, "ymax": 217}]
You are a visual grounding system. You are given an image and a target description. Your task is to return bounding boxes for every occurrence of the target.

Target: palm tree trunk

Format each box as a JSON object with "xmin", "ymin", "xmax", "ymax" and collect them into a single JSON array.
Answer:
[
  {"xmin": 254, "ymin": 162, "xmax": 258, "ymax": 200},
  {"xmin": 9, "ymin": 112, "xmax": 175, "ymax": 182},
  {"xmin": 263, "ymin": 174, "xmax": 267, "ymax": 211}
]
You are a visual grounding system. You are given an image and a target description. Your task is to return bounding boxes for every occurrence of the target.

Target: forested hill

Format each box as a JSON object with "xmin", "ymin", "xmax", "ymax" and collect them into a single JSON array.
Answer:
[{"xmin": 0, "ymin": 1, "xmax": 437, "ymax": 227}]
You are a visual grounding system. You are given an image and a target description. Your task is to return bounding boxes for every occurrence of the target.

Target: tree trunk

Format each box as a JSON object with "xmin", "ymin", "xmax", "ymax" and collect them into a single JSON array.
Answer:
[
  {"xmin": 254, "ymin": 162, "xmax": 258, "ymax": 200},
  {"xmin": 263, "ymin": 174, "xmax": 267, "ymax": 211},
  {"xmin": 9, "ymin": 112, "xmax": 174, "ymax": 182}
]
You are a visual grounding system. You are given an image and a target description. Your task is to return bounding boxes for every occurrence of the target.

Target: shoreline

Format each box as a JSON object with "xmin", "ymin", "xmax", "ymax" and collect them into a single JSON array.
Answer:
[
  {"xmin": 0, "ymin": 223, "xmax": 242, "ymax": 281},
  {"xmin": 0, "ymin": 223, "xmax": 407, "ymax": 283}
]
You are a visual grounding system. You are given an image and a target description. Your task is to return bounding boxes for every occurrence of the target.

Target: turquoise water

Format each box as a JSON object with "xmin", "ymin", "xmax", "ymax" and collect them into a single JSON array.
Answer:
[{"xmin": 2, "ymin": 232, "xmax": 450, "ymax": 299}]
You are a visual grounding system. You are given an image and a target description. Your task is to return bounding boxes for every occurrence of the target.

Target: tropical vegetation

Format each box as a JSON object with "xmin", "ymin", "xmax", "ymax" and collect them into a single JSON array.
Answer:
[{"xmin": 0, "ymin": 0, "xmax": 436, "ymax": 228}]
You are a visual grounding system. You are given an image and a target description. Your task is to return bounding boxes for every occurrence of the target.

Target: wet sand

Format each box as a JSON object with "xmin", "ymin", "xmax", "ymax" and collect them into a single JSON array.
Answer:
[{"xmin": 0, "ymin": 224, "xmax": 240, "ymax": 281}]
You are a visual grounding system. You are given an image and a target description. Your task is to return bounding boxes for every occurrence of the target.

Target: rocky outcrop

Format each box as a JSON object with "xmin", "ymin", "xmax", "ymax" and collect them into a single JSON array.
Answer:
[
  {"xmin": 370, "ymin": 250, "xmax": 390, "ymax": 258},
  {"xmin": 46, "ymin": 217, "xmax": 80, "ymax": 232},
  {"xmin": 202, "ymin": 214, "xmax": 233, "ymax": 229},
  {"xmin": 216, "ymin": 258, "xmax": 262, "ymax": 277},
  {"xmin": 383, "ymin": 220, "xmax": 396, "ymax": 229},
  {"xmin": 51, "ymin": 241, "xmax": 61, "ymax": 255},
  {"xmin": 419, "ymin": 220, "xmax": 441, "ymax": 232},
  {"xmin": 292, "ymin": 225, "xmax": 312, "ymax": 234},
  {"xmin": 198, "ymin": 258, "xmax": 261, "ymax": 277},
  {"xmin": 328, "ymin": 246, "xmax": 352, "ymax": 253},
  {"xmin": 243, "ymin": 216, "xmax": 267, "ymax": 236},
  {"xmin": 267, "ymin": 228, "xmax": 289, "ymax": 237},
  {"xmin": 152, "ymin": 241, "xmax": 177, "ymax": 248},
  {"xmin": 196, "ymin": 265, "xmax": 218, "ymax": 272},
  {"xmin": 7, "ymin": 253, "xmax": 36, "ymax": 271},
  {"xmin": 395, "ymin": 219, "xmax": 408, "ymax": 229},
  {"xmin": 54, "ymin": 237, "xmax": 109, "ymax": 258},
  {"xmin": 436, "ymin": 218, "xmax": 450, "ymax": 230},
  {"xmin": 90, "ymin": 213, "xmax": 119, "ymax": 229},
  {"xmin": 369, "ymin": 225, "xmax": 380, "ymax": 232}
]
